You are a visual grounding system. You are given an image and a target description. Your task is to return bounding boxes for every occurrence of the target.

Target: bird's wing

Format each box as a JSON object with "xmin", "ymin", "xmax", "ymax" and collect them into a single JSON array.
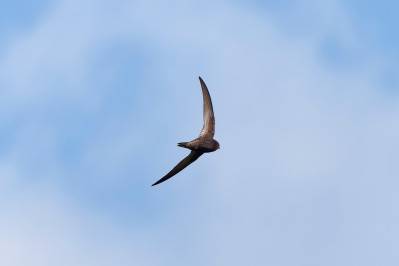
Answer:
[
  {"xmin": 198, "ymin": 77, "xmax": 215, "ymax": 138},
  {"xmin": 152, "ymin": 151, "xmax": 203, "ymax": 186}
]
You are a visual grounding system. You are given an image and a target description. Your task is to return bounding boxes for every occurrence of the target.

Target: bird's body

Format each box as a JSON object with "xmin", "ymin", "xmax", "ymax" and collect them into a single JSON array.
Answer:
[
  {"xmin": 178, "ymin": 137, "xmax": 219, "ymax": 153},
  {"xmin": 152, "ymin": 77, "xmax": 220, "ymax": 186}
]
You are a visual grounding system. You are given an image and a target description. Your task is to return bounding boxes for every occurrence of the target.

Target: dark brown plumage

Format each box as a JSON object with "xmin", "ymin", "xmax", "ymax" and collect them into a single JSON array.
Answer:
[{"xmin": 152, "ymin": 77, "xmax": 220, "ymax": 186}]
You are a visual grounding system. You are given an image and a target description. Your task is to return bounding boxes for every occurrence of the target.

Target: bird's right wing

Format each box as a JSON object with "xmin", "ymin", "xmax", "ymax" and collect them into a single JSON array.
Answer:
[
  {"xmin": 198, "ymin": 77, "xmax": 215, "ymax": 138},
  {"xmin": 152, "ymin": 151, "xmax": 203, "ymax": 186}
]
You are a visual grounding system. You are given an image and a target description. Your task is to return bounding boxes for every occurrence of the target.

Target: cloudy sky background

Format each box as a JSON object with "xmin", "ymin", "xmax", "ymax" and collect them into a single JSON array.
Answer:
[{"xmin": 1, "ymin": 0, "xmax": 398, "ymax": 265}]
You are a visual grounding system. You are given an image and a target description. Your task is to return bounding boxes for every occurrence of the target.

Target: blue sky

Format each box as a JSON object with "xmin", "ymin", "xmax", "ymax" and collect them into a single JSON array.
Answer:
[{"xmin": 1, "ymin": 0, "xmax": 399, "ymax": 265}]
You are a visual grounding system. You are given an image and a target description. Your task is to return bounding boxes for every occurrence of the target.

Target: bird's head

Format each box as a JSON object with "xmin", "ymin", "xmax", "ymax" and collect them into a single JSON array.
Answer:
[{"xmin": 215, "ymin": 140, "xmax": 220, "ymax": 150}]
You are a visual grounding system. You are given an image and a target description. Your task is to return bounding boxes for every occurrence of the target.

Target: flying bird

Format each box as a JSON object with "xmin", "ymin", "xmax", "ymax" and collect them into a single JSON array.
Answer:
[{"xmin": 152, "ymin": 77, "xmax": 220, "ymax": 186}]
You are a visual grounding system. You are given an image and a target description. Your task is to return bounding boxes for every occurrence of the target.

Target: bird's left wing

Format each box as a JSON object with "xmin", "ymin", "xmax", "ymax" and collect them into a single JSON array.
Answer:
[
  {"xmin": 198, "ymin": 77, "xmax": 215, "ymax": 138},
  {"xmin": 152, "ymin": 151, "xmax": 203, "ymax": 186}
]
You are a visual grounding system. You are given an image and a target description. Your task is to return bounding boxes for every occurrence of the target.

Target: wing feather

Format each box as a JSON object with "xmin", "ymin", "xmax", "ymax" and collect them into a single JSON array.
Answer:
[
  {"xmin": 152, "ymin": 151, "xmax": 203, "ymax": 186},
  {"xmin": 198, "ymin": 77, "xmax": 215, "ymax": 138}
]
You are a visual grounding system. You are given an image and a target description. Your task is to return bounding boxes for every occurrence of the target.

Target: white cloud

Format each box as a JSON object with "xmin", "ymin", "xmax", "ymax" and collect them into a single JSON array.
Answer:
[{"xmin": 0, "ymin": 169, "xmax": 161, "ymax": 266}]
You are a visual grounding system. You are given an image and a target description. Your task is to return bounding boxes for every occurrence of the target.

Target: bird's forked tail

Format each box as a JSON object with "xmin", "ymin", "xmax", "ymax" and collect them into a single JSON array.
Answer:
[{"xmin": 177, "ymin": 142, "xmax": 189, "ymax": 148}]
